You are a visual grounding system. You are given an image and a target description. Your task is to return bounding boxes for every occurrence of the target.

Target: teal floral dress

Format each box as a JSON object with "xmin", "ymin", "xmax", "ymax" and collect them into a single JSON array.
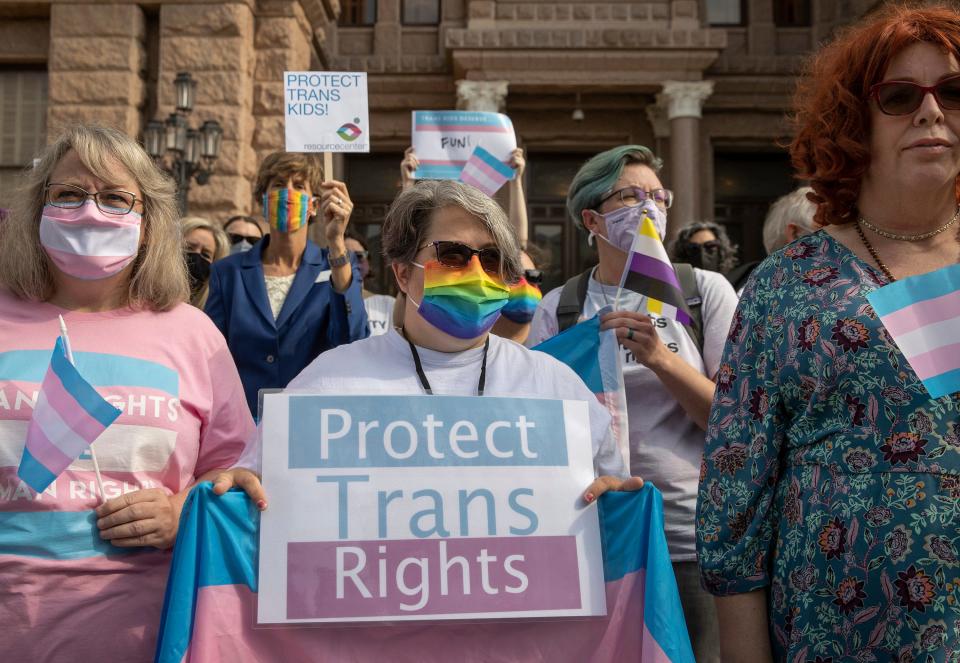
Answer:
[{"xmin": 696, "ymin": 231, "xmax": 960, "ymax": 662}]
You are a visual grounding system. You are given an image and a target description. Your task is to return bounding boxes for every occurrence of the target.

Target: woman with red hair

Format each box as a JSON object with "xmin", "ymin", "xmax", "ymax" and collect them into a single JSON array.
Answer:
[{"xmin": 697, "ymin": 5, "xmax": 960, "ymax": 661}]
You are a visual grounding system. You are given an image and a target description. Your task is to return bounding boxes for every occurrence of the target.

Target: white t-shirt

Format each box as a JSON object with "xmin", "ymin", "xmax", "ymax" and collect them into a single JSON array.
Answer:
[
  {"xmin": 288, "ymin": 329, "xmax": 626, "ymax": 479},
  {"xmin": 526, "ymin": 267, "xmax": 738, "ymax": 560},
  {"xmin": 364, "ymin": 294, "xmax": 396, "ymax": 337}
]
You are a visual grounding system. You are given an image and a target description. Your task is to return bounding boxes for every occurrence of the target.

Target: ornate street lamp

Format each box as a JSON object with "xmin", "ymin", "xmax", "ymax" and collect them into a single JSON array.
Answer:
[{"xmin": 143, "ymin": 72, "xmax": 222, "ymax": 214}]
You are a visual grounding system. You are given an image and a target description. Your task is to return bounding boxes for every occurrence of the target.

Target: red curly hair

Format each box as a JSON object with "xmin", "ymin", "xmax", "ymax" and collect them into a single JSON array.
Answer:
[{"xmin": 790, "ymin": 3, "xmax": 960, "ymax": 226}]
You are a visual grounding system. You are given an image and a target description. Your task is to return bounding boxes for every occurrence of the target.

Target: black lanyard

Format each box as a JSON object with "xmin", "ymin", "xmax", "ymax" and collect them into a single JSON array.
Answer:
[{"xmin": 403, "ymin": 329, "xmax": 489, "ymax": 396}]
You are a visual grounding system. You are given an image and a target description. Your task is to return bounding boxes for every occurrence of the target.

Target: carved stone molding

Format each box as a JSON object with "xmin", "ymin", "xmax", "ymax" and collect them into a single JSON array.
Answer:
[
  {"xmin": 657, "ymin": 80, "xmax": 714, "ymax": 119},
  {"xmin": 456, "ymin": 80, "xmax": 509, "ymax": 112}
]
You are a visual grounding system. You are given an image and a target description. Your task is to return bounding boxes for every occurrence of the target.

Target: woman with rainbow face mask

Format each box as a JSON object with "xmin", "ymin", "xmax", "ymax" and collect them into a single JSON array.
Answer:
[
  {"xmin": 288, "ymin": 180, "xmax": 642, "ymax": 501},
  {"xmin": 205, "ymin": 152, "xmax": 369, "ymax": 417}
]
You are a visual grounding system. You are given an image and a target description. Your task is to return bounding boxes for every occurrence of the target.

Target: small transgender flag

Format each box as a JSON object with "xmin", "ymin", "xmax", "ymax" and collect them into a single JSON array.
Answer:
[
  {"xmin": 618, "ymin": 212, "xmax": 692, "ymax": 325},
  {"xmin": 17, "ymin": 337, "xmax": 121, "ymax": 493},
  {"xmin": 458, "ymin": 145, "xmax": 515, "ymax": 196},
  {"xmin": 867, "ymin": 264, "xmax": 960, "ymax": 399}
]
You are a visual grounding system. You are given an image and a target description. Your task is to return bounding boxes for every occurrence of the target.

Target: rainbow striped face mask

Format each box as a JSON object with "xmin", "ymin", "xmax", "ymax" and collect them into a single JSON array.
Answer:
[
  {"xmin": 410, "ymin": 257, "xmax": 510, "ymax": 339},
  {"xmin": 501, "ymin": 278, "xmax": 542, "ymax": 324},
  {"xmin": 262, "ymin": 188, "xmax": 311, "ymax": 233}
]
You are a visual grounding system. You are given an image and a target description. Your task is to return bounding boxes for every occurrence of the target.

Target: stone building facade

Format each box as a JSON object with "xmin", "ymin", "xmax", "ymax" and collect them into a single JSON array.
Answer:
[{"xmin": 0, "ymin": 0, "xmax": 907, "ymax": 290}]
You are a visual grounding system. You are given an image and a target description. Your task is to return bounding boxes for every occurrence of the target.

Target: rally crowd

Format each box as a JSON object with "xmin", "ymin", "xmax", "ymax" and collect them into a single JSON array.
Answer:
[{"xmin": 1, "ymin": 4, "xmax": 960, "ymax": 662}]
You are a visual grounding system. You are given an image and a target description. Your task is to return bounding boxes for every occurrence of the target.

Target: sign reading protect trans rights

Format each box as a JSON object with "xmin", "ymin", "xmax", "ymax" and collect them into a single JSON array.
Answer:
[
  {"xmin": 283, "ymin": 71, "xmax": 370, "ymax": 153},
  {"xmin": 257, "ymin": 394, "xmax": 606, "ymax": 624}
]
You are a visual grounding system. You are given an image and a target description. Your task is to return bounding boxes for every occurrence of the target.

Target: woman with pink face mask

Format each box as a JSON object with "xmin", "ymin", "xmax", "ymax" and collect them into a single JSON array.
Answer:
[
  {"xmin": 0, "ymin": 124, "xmax": 265, "ymax": 661},
  {"xmin": 204, "ymin": 152, "xmax": 369, "ymax": 418}
]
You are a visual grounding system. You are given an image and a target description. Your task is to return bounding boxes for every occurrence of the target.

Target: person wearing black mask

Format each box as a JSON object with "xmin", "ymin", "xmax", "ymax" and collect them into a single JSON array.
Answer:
[
  {"xmin": 223, "ymin": 214, "xmax": 265, "ymax": 254},
  {"xmin": 669, "ymin": 221, "xmax": 739, "ymax": 276},
  {"xmin": 182, "ymin": 216, "xmax": 229, "ymax": 307}
]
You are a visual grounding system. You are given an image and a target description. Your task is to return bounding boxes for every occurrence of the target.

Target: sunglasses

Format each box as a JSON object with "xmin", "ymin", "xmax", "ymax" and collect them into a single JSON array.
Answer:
[
  {"xmin": 523, "ymin": 269, "xmax": 544, "ymax": 286},
  {"xmin": 227, "ymin": 233, "xmax": 261, "ymax": 245},
  {"xmin": 352, "ymin": 249, "xmax": 369, "ymax": 261},
  {"xmin": 419, "ymin": 241, "xmax": 503, "ymax": 274},
  {"xmin": 870, "ymin": 75, "xmax": 960, "ymax": 116}
]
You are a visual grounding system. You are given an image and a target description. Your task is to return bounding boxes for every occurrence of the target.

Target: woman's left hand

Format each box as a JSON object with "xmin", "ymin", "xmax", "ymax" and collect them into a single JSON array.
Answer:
[
  {"xmin": 583, "ymin": 475, "xmax": 645, "ymax": 504},
  {"xmin": 319, "ymin": 180, "xmax": 354, "ymax": 243},
  {"xmin": 210, "ymin": 468, "xmax": 267, "ymax": 511},
  {"xmin": 96, "ymin": 488, "xmax": 183, "ymax": 549},
  {"xmin": 600, "ymin": 310, "xmax": 669, "ymax": 370}
]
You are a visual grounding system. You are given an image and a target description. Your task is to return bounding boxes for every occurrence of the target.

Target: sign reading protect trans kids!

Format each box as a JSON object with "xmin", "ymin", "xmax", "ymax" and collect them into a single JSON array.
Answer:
[
  {"xmin": 283, "ymin": 71, "xmax": 370, "ymax": 153},
  {"xmin": 257, "ymin": 394, "xmax": 606, "ymax": 624}
]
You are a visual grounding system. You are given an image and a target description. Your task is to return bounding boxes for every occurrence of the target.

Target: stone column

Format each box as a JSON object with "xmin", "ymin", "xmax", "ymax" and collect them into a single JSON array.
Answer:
[
  {"xmin": 656, "ymin": 80, "xmax": 713, "ymax": 239},
  {"xmin": 159, "ymin": 2, "xmax": 256, "ymax": 220},
  {"xmin": 48, "ymin": 4, "xmax": 146, "ymax": 137},
  {"xmin": 456, "ymin": 80, "xmax": 509, "ymax": 112}
]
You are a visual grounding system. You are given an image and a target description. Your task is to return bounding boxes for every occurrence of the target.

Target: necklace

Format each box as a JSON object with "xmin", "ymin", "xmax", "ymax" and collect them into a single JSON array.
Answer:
[
  {"xmin": 855, "ymin": 221, "xmax": 897, "ymax": 283},
  {"xmin": 857, "ymin": 208, "xmax": 960, "ymax": 242}
]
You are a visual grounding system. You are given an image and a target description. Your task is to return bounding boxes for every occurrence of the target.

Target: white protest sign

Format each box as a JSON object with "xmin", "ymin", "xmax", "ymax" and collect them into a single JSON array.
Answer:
[
  {"xmin": 284, "ymin": 71, "xmax": 370, "ymax": 153},
  {"xmin": 411, "ymin": 110, "xmax": 516, "ymax": 180},
  {"xmin": 258, "ymin": 394, "xmax": 606, "ymax": 624}
]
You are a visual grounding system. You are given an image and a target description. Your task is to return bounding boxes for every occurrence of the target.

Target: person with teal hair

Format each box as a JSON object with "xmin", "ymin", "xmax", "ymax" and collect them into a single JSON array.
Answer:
[{"xmin": 527, "ymin": 145, "xmax": 739, "ymax": 662}]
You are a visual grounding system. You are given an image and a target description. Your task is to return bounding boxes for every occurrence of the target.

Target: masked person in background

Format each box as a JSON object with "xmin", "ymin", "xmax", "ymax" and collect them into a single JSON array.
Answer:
[
  {"xmin": 525, "ymin": 145, "xmax": 739, "ymax": 663},
  {"xmin": 490, "ymin": 249, "xmax": 543, "ymax": 344},
  {"xmin": 182, "ymin": 216, "xmax": 229, "ymax": 308},
  {"xmin": 205, "ymin": 152, "xmax": 368, "ymax": 417},
  {"xmin": 669, "ymin": 221, "xmax": 740, "ymax": 278},
  {"xmin": 222, "ymin": 214, "xmax": 265, "ymax": 255},
  {"xmin": 344, "ymin": 231, "xmax": 396, "ymax": 337},
  {"xmin": 287, "ymin": 179, "xmax": 640, "ymax": 498}
]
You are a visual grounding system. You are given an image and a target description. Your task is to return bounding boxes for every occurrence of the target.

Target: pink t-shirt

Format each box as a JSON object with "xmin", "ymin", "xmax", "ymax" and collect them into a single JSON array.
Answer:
[{"xmin": 0, "ymin": 288, "xmax": 255, "ymax": 662}]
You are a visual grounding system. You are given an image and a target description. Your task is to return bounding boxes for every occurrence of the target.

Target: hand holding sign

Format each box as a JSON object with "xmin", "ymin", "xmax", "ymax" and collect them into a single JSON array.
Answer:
[{"xmin": 318, "ymin": 180, "xmax": 354, "ymax": 245}]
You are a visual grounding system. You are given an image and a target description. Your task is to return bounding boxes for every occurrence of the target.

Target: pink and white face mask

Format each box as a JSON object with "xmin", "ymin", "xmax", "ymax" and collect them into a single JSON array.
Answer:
[{"xmin": 39, "ymin": 201, "xmax": 142, "ymax": 280}]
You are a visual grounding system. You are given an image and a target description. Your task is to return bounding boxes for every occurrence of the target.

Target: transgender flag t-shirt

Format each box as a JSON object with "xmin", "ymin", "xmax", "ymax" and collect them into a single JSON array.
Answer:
[{"xmin": 0, "ymin": 288, "xmax": 256, "ymax": 661}]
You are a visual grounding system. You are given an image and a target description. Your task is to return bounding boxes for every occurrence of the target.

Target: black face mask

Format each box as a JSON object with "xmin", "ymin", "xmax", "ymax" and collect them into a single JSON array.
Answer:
[
  {"xmin": 677, "ymin": 241, "xmax": 723, "ymax": 272},
  {"xmin": 185, "ymin": 251, "xmax": 212, "ymax": 294}
]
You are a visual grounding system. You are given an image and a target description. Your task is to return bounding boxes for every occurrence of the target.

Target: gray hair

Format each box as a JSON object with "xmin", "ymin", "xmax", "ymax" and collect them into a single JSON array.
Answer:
[
  {"xmin": 0, "ymin": 124, "xmax": 189, "ymax": 309},
  {"xmin": 763, "ymin": 187, "xmax": 817, "ymax": 254},
  {"xmin": 381, "ymin": 180, "xmax": 523, "ymax": 284}
]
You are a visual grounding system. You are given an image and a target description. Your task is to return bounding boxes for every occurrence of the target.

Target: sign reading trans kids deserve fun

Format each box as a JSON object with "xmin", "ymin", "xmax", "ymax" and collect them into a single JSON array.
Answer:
[
  {"xmin": 257, "ymin": 393, "xmax": 606, "ymax": 624},
  {"xmin": 411, "ymin": 110, "xmax": 517, "ymax": 180},
  {"xmin": 284, "ymin": 71, "xmax": 370, "ymax": 153}
]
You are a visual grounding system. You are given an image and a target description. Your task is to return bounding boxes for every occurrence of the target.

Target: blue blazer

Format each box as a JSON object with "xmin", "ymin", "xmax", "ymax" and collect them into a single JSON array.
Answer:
[{"xmin": 205, "ymin": 237, "xmax": 369, "ymax": 416}]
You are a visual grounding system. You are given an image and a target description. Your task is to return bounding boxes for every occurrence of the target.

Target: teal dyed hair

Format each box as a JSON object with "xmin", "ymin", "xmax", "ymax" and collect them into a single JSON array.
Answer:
[{"xmin": 565, "ymin": 145, "xmax": 663, "ymax": 228}]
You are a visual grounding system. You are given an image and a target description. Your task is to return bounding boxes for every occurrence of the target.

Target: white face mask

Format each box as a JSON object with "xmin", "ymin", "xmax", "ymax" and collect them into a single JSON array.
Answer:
[
  {"xmin": 39, "ymin": 202, "xmax": 142, "ymax": 280},
  {"xmin": 590, "ymin": 200, "xmax": 667, "ymax": 253}
]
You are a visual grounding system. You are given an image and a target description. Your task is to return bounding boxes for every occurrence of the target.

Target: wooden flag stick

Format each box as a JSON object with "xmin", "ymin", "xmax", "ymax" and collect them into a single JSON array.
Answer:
[{"xmin": 323, "ymin": 152, "xmax": 333, "ymax": 183}]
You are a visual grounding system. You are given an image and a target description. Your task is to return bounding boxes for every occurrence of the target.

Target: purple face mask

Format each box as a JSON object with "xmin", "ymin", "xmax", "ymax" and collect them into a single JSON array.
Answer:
[{"xmin": 593, "ymin": 200, "xmax": 667, "ymax": 252}]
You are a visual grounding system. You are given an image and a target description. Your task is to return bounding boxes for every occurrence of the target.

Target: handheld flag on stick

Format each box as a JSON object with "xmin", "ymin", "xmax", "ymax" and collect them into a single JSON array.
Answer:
[
  {"xmin": 459, "ymin": 145, "xmax": 515, "ymax": 197},
  {"xmin": 532, "ymin": 306, "xmax": 630, "ymax": 470},
  {"xmin": 616, "ymin": 212, "xmax": 692, "ymax": 324},
  {"xmin": 867, "ymin": 264, "xmax": 960, "ymax": 398},
  {"xmin": 16, "ymin": 317, "xmax": 120, "ymax": 499}
]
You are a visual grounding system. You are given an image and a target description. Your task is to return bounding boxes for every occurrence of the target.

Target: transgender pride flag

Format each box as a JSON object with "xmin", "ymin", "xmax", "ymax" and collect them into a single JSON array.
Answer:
[
  {"xmin": 867, "ymin": 263, "xmax": 960, "ymax": 399},
  {"xmin": 459, "ymin": 145, "xmax": 515, "ymax": 196},
  {"xmin": 155, "ymin": 483, "xmax": 693, "ymax": 662},
  {"xmin": 532, "ymin": 306, "xmax": 630, "ymax": 471},
  {"xmin": 16, "ymin": 337, "xmax": 121, "ymax": 493}
]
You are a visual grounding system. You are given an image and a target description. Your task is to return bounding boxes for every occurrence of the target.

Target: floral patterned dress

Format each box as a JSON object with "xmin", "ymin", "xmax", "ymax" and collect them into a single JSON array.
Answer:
[{"xmin": 696, "ymin": 231, "xmax": 960, "ymax": 663}]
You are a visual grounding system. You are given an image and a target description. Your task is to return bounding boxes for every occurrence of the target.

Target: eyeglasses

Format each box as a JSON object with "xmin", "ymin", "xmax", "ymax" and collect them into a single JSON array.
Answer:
[
  {"xmin": 599, "ymin": 186, "xmax": 673, "ymax": 210},
  {"xmin": 227, "ymin": 232, "xmax": 260, "ymax": 245},
  {"xmin": 870, "ymin": 75, "xmax": 960, "ymax": 116},
  {"xmin": 523, "ymin": 269, "xmax": 544, "ymax": 286},
  {"xmin": 352, "ymin": 249, "xmax": 369, "ymax": 261},
  {"xmin": 46, "ymin": 183, "xmax": 140, "ymax": 215},
  {"xmin": 418, "ymin": 240, "xmax": 503, "ymax": 274}
]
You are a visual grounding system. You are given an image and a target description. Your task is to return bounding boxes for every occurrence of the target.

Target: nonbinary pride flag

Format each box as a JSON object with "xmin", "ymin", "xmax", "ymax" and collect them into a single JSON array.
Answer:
[
  {"xmin": 16, "ymin": 337, "xmax": 121, "ymax": 493},
  {"xmin": 867, "ymin": 263, "xmax": 960, "ymax": 399},
  {"xmin": 458, "ymin": 145, "xmax": 515, "ymax": 196},
  {"xmin": 156, "ymin": 483, "xmax": 693, "ymax": 663},
  {"xmin": 532, "ymin": 307, "xmax": 631, "ymax": 479},
  {"xmin": 619, "ymin": 214, "xmax": 692, "ymax": 325}
]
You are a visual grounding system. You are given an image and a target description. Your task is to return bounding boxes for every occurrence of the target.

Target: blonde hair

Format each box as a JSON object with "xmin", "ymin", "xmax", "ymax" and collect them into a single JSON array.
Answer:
[
  {"xmin": 181, "ymin": 216, "xmax": 229, "ymax": 308},
  {"xmin": 0, "ymin": 124, "xmax": 189, "ymax": 310}
]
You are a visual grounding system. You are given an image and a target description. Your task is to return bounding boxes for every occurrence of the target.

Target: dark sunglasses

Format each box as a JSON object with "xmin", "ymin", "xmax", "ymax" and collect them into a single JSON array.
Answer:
[
  {"xmin": 523, "ymin": 269, "xmax": 544, "ymax": 286},
  {"xmin": 352, "ymin": 249, "xmax": 369, "ymax": 261},
  {"xmin": 870, "ymin": 75, "xmax": 960, "ymax": 116},
  {"xmin": 419, "ymin": 240, "xmax": 502, "ymax": 273},
  {"xmin": 227, "ymin": 232, "xmax": 260, "ymax": 245}
]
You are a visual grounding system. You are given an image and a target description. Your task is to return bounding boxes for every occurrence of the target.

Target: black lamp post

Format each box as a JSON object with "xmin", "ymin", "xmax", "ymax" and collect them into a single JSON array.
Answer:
[{"xmin": 143, "ymin": 72, "xmax": 222, "ymax": 214}]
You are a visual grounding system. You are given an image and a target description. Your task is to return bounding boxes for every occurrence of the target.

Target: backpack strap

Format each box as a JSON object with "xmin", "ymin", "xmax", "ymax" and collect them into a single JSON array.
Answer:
[
  {"xmin": 673, "ymin": 263, "xmax": 704, "ymax": 353},
  {"xmin": 556, "ymin": 267, "xmax": 594, "ymax": 332}
]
